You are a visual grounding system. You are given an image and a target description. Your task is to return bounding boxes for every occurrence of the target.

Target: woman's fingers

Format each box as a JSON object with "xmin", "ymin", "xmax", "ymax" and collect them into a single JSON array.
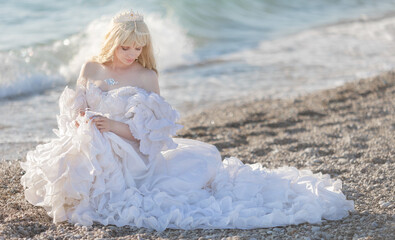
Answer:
[
  {"xmin": 91, "ymin": 116, "xmax": 105, "ymax": 121},
  {"xmin": 86, "ymin": 116, "xmax": 109, "ymax": 133}
]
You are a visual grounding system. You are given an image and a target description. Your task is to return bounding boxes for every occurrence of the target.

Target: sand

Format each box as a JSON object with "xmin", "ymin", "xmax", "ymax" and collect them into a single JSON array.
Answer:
[{"xmin": 1, "ymin": 72, "xmax": 394, "ymax": 239}]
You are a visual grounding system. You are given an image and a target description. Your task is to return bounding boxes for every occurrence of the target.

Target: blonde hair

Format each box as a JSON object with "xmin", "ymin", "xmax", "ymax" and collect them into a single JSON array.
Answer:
[{"xmin": 92, "ymin": 13, "xmax": 157, "ymax": 74}]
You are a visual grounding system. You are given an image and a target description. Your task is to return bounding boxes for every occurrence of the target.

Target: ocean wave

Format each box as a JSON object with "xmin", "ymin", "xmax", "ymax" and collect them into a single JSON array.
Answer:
[{"xmin": 219, "ymin": 12, "xmax": 395, "ymax": 92}]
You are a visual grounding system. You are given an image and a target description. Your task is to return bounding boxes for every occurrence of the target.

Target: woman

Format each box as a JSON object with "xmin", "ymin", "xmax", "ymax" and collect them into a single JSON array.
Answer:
[{"xmin": 20, "ymin": 10, "xmax": 354, "ymax": 232}]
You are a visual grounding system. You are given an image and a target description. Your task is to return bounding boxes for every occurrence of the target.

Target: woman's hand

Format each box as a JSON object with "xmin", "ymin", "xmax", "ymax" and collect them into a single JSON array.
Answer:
[
  {"xmin": 75, "ymin": 110, "xmax": 87, "ymax": 128},
  {"xmin": 91, "ymin": 116, "xmax": 115, "ymax": 133}
]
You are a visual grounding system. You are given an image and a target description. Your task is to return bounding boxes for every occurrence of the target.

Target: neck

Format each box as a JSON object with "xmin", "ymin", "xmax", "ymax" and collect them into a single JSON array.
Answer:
[{"xmin": 110, "ymin": 57, "xmax": 136, "ymax": 71}]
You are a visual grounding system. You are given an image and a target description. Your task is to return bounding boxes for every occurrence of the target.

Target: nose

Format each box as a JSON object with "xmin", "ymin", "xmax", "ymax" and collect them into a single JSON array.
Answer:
[{"xmin": 127, "ymin": 53, "xmax": 136, "ymax": 59}]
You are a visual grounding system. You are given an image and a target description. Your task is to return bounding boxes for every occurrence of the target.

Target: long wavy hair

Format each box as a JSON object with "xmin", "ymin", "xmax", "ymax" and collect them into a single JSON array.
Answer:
[{"xmin": 92, "ymin": 13, "xmax": 157, "ymax": 74}]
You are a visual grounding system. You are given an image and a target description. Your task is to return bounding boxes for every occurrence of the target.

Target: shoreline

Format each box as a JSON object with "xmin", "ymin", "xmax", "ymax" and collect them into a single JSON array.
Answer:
[{"xmin": 1, "ymin": 72, "xmax": 394, "ymax": 239}]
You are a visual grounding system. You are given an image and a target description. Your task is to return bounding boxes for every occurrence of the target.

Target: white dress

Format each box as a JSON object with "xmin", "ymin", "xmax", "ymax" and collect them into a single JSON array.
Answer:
[{"xmin": 20, "ymin": 81, "xmax": 354, "ymax": 231}]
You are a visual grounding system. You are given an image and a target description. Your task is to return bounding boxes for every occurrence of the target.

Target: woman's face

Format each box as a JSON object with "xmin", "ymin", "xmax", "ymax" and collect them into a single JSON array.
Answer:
[{"xmin": 114, "ymin": 43, "xmax": 143, "ymax": 66}]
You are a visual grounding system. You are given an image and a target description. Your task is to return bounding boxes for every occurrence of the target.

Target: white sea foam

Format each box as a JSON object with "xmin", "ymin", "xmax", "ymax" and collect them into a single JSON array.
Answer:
[{"xmin": 0, "ymin": 49, "xmax": 64, "ymax": 98}]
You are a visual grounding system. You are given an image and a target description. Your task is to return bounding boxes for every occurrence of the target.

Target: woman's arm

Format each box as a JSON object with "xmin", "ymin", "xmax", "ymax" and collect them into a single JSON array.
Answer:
[
  {"xmin": 91, "ymin": 116, "xmax": 139, "ymax": 142},
  {"xmin": 110, "ymin": 120, "xmax": 140, "ymax": 142},
  {"xmin": 142, "ymin": 69, "xmax": 160, "ymax": 95}
]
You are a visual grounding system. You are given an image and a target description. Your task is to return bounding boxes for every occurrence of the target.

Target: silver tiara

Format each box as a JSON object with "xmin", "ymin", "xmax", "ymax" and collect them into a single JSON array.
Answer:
[
  {"xmin": 113, "ymin": 9, "xmax": 144, "ymax": 23},
  {"xmin": 112, "ymin": 9, "xmax": 148, "ymax": 35}
]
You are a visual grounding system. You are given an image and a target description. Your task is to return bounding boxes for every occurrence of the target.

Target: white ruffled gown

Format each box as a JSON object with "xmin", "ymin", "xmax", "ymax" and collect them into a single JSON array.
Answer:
[{"xmin": 20, "ymin": 81, "xmax": 354, "ymax": 231}]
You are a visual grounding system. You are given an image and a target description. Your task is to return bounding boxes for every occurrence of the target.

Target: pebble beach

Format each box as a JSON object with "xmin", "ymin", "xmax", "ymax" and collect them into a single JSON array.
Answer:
[{"xmin": 1, "ymin": 71, "xmax": 394, "ymax": 239}]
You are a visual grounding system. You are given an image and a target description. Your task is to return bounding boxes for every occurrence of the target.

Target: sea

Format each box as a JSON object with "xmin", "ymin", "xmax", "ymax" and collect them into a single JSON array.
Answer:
[{"xmin": 1, "ymin": 0, "xmax": 395, "ymax": 160}]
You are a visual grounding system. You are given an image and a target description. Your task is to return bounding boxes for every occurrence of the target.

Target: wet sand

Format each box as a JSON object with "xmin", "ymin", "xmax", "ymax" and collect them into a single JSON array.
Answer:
[{"xmin": 1, "ymin": 72, "xmax": 394, "ymax": 239}]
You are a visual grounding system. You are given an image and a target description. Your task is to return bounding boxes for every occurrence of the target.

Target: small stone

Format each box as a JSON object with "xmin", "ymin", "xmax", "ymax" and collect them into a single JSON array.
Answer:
[
  {"xmin": 338, "ymin": 158, "xmax": 348, "ymax": 164},
  {"xmin": 321, "ymin": 232, "xmax": 331, "ymax": 239},
  {"xmin": 379, "ymin": 201, "xmax": 391, "ymax": 208},
  {"xmin": 361, "ymin": 210, "xmax": 369, "ymax": 215},
  {"xmin": 313, "ymin": 231, "xmax": 322, "ymax": 238},
  {"xmin": 273, "ymin": 228, "xmax": 282, "ymax": 232},
  {"xmin": 311, "ymin": 226, "xmax": 320, "ymax": 232},
  {"xmin": 322, "ymin": 225, "xmax": 331, "ymax": 230},
  {"xmin": 286, "ymin": 227, "xmax": 295, "ymax": 232},
  {"xmin": 304, "ymin": 148, "xmax": 314, "ymax": 153},
  {"xmin": 17, "ymin": 226, "xmax": 28, "ymax": 236},
  {"xmin": 371, "ymin": 222, "xmax": 379, "ymax": 228},
  {"xmin": 313, "ymin": 159, "xmax": 323, "ymax": 164}
]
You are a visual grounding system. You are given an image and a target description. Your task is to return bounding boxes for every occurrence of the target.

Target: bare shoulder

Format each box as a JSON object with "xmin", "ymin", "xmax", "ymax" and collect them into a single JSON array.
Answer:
[
  {"xmin": 80, "ymin": 61, "xmax": 101, "ymax": 79},
  {"xmin": 77, "ymin": 61, "xmax": 104, "ymax": 88},
  {"xmin": 76, "ymin": 61, "xmax": 100, "ymax": 87},
  {"xmin": 140, "ymin": 68, "xmax": 160, "ymax": 95}
]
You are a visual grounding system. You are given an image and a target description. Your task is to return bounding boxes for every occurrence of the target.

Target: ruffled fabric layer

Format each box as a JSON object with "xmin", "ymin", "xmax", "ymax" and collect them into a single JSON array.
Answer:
[
  {"xmin": 54, "ymin": 85, "xmax": 87, "ymax": 137},
  {"xmin": 124, "ymin": 89, "xmax": 183, "ymax": 161},
  {"xmin": 20, "ymin": 83, "xmax": 354, "ymax": 232}
]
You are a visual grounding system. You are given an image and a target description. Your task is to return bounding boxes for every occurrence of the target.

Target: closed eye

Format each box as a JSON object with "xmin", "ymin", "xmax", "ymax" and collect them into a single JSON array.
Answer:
[{"xmin": 121, "ymin": 46, "xmax": 141, "ymax": 51}]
